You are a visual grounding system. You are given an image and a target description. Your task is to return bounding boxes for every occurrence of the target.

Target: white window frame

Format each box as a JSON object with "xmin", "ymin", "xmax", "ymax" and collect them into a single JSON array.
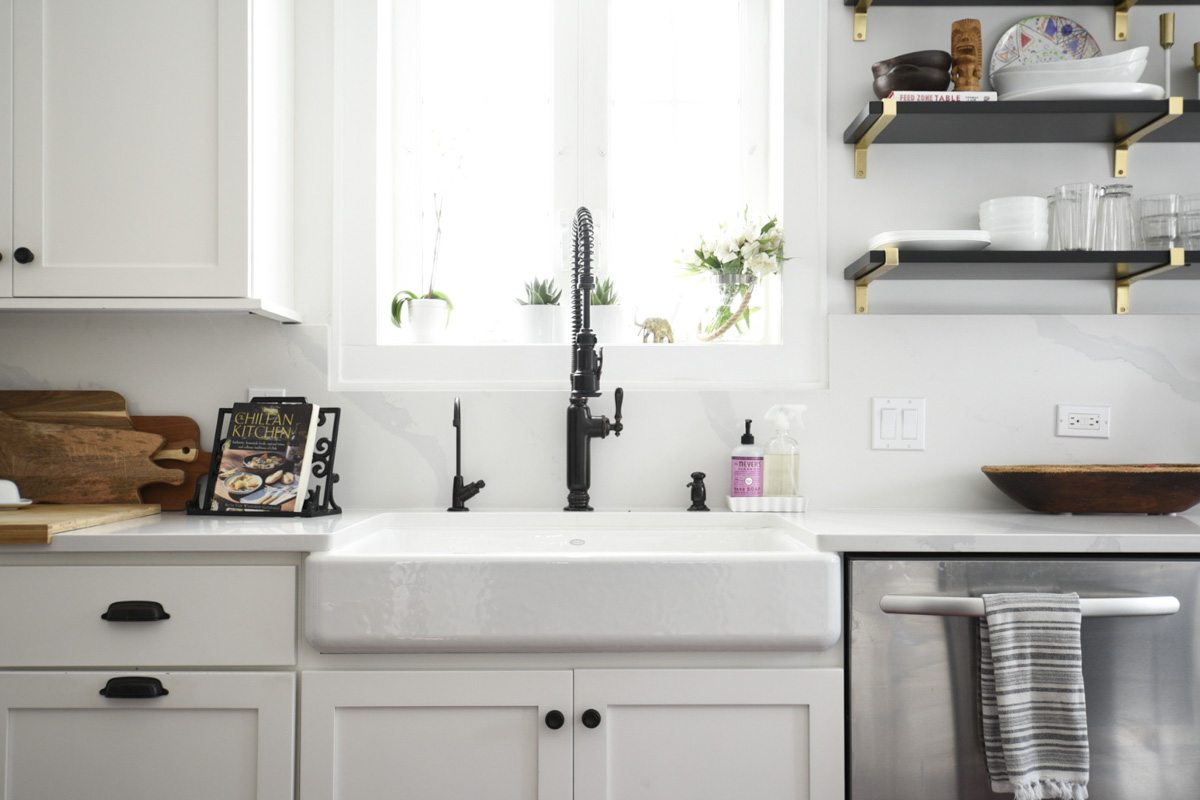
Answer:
[{"xmin": 330, "ymin": 0, "xmax": 827, "ymax": 391}]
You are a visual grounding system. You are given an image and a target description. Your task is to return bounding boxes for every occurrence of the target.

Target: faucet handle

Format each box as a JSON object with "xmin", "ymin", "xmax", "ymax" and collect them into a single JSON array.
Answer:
[{"xmin": 612, "ymin": 387, "xmax": 623, "ymax": 436}]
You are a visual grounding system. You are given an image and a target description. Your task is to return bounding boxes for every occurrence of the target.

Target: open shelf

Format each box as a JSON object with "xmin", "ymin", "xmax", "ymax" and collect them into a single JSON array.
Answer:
[
  {"xmin": 845, "ymin": 98, "xmax": 1194, "ymax": 178},
  {"xmin": 844, "ymin": 247, "xmax": 1194, "ymax": 313},
  {"xmin": 846, "ymin": 0, "xmax": 1200, "ymax": 41}
]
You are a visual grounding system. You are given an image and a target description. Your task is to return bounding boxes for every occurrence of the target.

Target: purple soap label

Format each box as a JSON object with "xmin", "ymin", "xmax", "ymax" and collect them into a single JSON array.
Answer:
[{"xmin": 731, "ymin": 457, "xmax": 764, "ymax": 497}]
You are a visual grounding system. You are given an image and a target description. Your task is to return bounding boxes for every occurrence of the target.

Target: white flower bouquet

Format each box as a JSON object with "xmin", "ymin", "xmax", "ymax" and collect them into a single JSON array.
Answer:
[{"xmin": 680, "ymin": 209, "xmax": 785, "ymax": 341}]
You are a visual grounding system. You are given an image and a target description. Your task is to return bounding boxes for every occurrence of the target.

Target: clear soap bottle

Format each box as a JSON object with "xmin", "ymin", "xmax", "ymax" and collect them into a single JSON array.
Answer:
[{"xmin": 764, "ymin": 405, "xmax": 805, "ymax": 497}]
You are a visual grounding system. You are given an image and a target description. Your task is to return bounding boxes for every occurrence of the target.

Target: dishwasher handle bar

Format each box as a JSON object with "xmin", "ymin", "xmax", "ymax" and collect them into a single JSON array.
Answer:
[{"xmin": 879, "ymin": 594, "xmax": 1180, "ymax": 618}]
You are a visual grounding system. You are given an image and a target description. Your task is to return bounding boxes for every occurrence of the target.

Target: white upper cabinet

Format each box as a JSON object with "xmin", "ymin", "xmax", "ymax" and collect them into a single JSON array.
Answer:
[{"xmin": 0, "ymin": 0, "xmax": 297, "ymax": 320}]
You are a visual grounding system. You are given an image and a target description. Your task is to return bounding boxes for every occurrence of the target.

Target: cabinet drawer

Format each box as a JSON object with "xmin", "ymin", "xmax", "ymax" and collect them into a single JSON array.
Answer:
[{"xmin": 0, "ymin": 566, "xmax": 295, "ymax": 667}]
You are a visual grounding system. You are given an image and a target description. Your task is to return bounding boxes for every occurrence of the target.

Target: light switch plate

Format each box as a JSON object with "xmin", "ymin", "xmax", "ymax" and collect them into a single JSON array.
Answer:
[{"xmin": 872, "ymin": 397, "xmax": 926, "ymax": 450}]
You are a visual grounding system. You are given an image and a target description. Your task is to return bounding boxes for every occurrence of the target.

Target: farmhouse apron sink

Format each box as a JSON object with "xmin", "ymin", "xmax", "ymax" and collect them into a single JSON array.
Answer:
[{"xmin": 304, "ymin": 512, "xmax": 840, "ymax": 653}]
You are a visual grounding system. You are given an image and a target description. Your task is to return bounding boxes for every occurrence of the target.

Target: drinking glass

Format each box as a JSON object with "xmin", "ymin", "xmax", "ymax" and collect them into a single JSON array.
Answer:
[
  {"xmin": 1053, "ymin": 183, "xmax": 1099, "ymax": 250},
  {"xmin": 1046, "ymin": 195, "xmax": 1060, "ymax": 250},
  {"xmin": 1179, "ymin": 195, "xmax": 1200, "ymax": 250},
  {"xmin": 1137, "ymin": 193, "xmax": 1180, "ymax": 249},
  {"xmin": 1093, "ymin": 184, "xmax": 1136, "ymax": 251}
]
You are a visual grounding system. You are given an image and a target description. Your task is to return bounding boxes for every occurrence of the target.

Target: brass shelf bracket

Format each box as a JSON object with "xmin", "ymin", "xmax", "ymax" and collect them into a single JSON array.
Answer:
[
  {"xmin": 854, "ymin": 98, "xmax": 897, "ymax": 179},
  {"xmin": 1114, "ymin": 0, "xmax": 1139, "ymax": 41},
  {"xmin": 1115, "ymin": 247, "xmax": 1187, "ymax": 313},
  {"xmin": 853, "ymin": 0, "xmax": 874, "ymax": 41},
  {"xmin": 1114, "ymin": 96, "xmax": 1183, "ymax": 177},
  {"xmin": 854, "ymin": 248, "xmax": 901, "ymax": 314}
]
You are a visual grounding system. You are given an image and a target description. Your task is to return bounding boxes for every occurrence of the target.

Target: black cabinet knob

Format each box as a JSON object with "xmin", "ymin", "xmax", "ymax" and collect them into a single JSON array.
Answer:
[
  {"xmin": 581, "ymin": 708, "xmax": 602, "ymax": 729},
  {"xmin": 13, "ymin": 247, "xmax": 33, "ymax": 264},
  {"xmin": 545, "ymin": 710, "xmax": 565, "ymax": 730}
]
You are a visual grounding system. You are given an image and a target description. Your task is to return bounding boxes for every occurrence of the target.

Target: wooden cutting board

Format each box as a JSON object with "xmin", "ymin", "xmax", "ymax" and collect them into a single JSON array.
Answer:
[
  {"xmin": 0, "ymin": 411, "xmax": 184, "ymax": 504},
  {"xmin": 0, "ymin": 504, "xmax": 161, "ymax": 544},
  {"xmin": 0, "ymin": 392, "xmax": 198, "ymax": 462},
  {"xmin": 0, "ymin": 390, "xmax": 134, "ymax": 429},
  {"xmin": 131, "ymin": 416, "xmax": 211, "ymax": 511}
]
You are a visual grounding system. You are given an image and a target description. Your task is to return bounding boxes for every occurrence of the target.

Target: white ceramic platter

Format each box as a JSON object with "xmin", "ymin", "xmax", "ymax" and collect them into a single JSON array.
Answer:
[
  {"xmin": 868, "ymin": 230, "xmax": 992, "ymax": 250},
  {"xmin": 999, "ymin": 82, "xmax": 1165, "ymax": 102}
]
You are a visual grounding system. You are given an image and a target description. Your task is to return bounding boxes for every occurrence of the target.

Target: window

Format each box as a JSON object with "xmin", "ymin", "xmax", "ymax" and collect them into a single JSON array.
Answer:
[{"xmin": 332, "ymin": 0, "xmax": 826, "ymax": 390}]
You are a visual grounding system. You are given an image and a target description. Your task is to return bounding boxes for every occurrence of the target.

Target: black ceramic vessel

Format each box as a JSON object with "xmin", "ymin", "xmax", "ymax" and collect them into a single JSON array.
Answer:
[{"xmin": 871, "ymin": 50, "xmax": 952, "ymax": 99}]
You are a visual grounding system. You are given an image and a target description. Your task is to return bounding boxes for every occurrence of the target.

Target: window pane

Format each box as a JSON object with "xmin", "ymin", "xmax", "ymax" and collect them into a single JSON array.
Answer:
[
  {"xmin": 394, "ymin": 0, "xmax": 555, "ymax": 342},
  {"xmin": 608, "ymin": 0, "xmax": 763, "ymax": 342}
]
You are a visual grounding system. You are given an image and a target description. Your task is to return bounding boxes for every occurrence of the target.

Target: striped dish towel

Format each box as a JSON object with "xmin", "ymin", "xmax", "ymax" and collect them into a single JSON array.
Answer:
[{"xmin": 980, "ymin": 592, "xmax": 1089, "ymax": 800}]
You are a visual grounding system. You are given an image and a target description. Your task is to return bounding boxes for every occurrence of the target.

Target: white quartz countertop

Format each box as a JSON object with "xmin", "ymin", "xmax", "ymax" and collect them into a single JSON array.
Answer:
[
  {"xmin": 799, "ymin": 509, "xmax": 1200, "ymax": 554},
  {"xmin": 4, "ymin": 507, "xmax": 1200, "ymax": 554}
]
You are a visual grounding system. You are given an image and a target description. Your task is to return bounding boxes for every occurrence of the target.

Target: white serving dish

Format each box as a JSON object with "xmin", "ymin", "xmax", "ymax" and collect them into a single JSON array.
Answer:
[
  {"xmin": 999, "ymin": 81, "xmax": 1164, "ymax": 102},
  {"xmin": 997, "ymin": 46, "xmax": 1149, "ymax": 73},
  {"xmin": 992, "ymin": 58, "xmax": 1147, "ymax": 95},
  {"xmin": 868, "ymin": 230, "xmax": 991, "ymax": 250},
  {"xmin": 304, "ymin": 511, "xmax": 841, "ymax": 653}
]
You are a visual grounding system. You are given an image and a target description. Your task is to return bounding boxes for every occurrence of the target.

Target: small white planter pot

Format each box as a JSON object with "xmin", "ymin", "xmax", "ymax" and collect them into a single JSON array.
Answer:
[
  {"xmin": 590, "ymin": 304, "xmax": 627, "ymax": 344},
  {"xmin": 406, "ymin": 298, "xmax": 451, "ymax": 343},
  {"xmin": 519, "ymin": 305, "xmax": 563, "ymax": 343}
]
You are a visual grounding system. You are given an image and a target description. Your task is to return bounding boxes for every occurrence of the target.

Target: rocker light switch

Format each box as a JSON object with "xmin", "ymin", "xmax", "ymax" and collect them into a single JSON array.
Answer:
[{"xmin": 872, "ymin": 398, "xmax": 926, "ymax": 450}]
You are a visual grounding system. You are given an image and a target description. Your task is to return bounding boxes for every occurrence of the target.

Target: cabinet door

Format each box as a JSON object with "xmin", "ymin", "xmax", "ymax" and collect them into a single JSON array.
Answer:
[
  {"xmin": 300, "ymin": 670, "xmax": 574, "ymax": 800},
  {"xmin": 0, "ymin": 671, "xmax": 294, "ymax": 800},
  {"xmin": 11, "ymin": 0, "xmax": 248, "ymax": 298},
  {"xmin": 573, "ymin": 668, "xmax": 844, "ymax": 800}
]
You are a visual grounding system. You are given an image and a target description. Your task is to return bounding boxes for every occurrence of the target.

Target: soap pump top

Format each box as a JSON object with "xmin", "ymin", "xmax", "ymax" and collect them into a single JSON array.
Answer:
[{"xmin": 741, "ymin": 419, "xmax": 755, "ymax": 445}]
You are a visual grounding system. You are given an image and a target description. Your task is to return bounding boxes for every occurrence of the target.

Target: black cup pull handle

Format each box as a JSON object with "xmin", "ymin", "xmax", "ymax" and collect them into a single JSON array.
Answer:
[
  {"xmin": 581, "ymin": 708, "xmax": 602, "ymax": 729},
  {"xmin": 101, "ymin": 600, "xmax": 171, "ymax": 622},
  {"xmin": 99, "ymin": 676, "xmax": 169, "ymax": 699},
  {"xmin": 545, "ymin": 710, "xmax": 565, "ymax": 730},
  {"xmin": 12, "ymin": 247, "xmax": 33, "ymax": 264}
]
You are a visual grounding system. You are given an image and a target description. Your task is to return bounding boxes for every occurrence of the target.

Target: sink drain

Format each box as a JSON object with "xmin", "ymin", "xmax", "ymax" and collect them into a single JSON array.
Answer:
[{"xmin": 570, "ymin": 538, "xmax": 586, "ymax": 546}]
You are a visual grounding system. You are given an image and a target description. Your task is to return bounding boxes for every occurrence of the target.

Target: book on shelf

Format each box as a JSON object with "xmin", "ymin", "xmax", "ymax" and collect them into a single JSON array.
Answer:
[
  {"xmin": 208, "ymin": 400, "xmax": 321, "ymax": 513},
  {"xmin": 886, "ymin": 90, "xmax": 998, "ymax": 102}
]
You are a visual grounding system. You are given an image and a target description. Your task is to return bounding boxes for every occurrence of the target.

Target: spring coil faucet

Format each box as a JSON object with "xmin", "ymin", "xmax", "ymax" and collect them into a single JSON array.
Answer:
[{"xmin": 565, "ymin": 207, "xmax": 623, "ymax": 511}]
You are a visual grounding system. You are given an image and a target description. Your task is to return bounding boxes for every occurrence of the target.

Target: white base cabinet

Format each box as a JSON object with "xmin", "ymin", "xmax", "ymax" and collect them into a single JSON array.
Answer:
[
  {"xmin": 0, "ymin": 671, "xmax": 295, "ymax": 800},
  {"xmin": 300, "ymin": 668, "xmax": 843, "ymax": 800}
]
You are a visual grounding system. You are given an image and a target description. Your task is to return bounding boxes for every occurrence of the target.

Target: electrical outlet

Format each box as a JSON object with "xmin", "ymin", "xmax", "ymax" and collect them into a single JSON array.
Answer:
[
  {"xmin": 248, "ymin": 387, "xmax": 286, "ymax": 402},
  {"xmin": 1056, "ymin": 404, "xmax": 1110, "ymax": 439}
]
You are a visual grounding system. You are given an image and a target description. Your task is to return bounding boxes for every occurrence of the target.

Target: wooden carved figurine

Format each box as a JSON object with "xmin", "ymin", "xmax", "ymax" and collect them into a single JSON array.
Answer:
[{"xmin": 951, "ymin": 19, "xmax": 983, "ymax": 92}]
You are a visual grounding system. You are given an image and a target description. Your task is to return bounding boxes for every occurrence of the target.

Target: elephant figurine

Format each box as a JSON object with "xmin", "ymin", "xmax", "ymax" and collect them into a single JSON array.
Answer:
[{"xmin": 635, "ymin": 317, "xmax": 675, "ymax": 344}]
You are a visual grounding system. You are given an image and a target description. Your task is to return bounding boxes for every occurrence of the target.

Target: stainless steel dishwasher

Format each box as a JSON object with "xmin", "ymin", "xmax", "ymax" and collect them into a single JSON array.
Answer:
[{"xmin": 847, "ymin": 556, "xmax": 1200, "ymax": 799}]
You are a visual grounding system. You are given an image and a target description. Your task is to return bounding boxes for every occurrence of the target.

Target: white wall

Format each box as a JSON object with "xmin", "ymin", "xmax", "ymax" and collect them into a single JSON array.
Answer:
[{"xmin": 4, "ymin": 1, "xmax": 1200, "ymax": 513}]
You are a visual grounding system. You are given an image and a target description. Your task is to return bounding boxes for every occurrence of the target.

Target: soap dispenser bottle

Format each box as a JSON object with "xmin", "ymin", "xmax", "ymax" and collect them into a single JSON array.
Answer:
[
  {"xmin": 730, "ymin": 419, "xmax": 764, "ymax": 498},
  {"xmin": 764, "ymin": 405, "xmax": 805, "ymax": 498}
]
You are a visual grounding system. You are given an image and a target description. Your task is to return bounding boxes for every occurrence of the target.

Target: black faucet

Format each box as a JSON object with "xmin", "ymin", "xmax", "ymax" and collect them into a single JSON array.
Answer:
[
  {"xmin": 565, "ymin": 207, "xmax": 624, "ymax": 512},
  {"xmin": 448, "ymin": 397, "xmax": 485, "ymax": 511}
]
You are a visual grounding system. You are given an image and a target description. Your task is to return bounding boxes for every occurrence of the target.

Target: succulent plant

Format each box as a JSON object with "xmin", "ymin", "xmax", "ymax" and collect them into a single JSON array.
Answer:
[
  {"xmin": 592, "ymin": 277, "xmax": 619, "ymax": 306},
  {"xmin": 517, "ymin": 277, "xmax": 562, "ymax": 306}
]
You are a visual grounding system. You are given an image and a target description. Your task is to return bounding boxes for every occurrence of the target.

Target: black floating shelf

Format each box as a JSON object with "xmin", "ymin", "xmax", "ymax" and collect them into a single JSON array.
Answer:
[
  {"xmin": 844, "ymin": 100, "xmax": 1200, "ymax": 146},
  {"xmin": 845, "ymin": 249, "xmax": 1197, "ymax": 313},
  {"xmin": 844, "ymin": 0, "xmax": 1200, "ymax": 5},
  {"xmin": 845, "ymin": 250, "xmax": 1199, "ymax": 282}
]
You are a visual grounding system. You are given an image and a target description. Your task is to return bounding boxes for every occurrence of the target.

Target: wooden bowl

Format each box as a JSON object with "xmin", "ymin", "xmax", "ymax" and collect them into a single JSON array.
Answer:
[{"xmin": 982, "ymin": 464, "xmax": 1200, "ymax": 514}]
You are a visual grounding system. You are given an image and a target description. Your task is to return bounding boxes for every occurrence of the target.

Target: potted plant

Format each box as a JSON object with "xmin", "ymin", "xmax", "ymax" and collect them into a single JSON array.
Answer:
[
  {"xmin": 681, "ymin": 209, "xmax": 786, "ymax": 342},
  {"xmin": 516, "ymin": 277, "xmax": 562, "ymax": 343},
  {"xmin": 391, "ymin": 194, "xmax": 453, "ymax": 343},
  {"xmin": 589, "ymin": 277, "xmax": 626, "ymax": 344}
]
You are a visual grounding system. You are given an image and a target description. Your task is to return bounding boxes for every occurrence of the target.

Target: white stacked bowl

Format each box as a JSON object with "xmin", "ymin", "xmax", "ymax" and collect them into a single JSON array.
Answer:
[{"xmin": 980, "ymin": 196, "xmax": 1049, "ymax": 250}]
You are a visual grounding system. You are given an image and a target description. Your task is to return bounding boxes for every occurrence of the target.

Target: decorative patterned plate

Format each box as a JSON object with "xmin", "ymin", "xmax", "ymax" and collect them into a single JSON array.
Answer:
[{"xmin": 990, "ymin": 16, "xmax": 1101, "ymax": 78}]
